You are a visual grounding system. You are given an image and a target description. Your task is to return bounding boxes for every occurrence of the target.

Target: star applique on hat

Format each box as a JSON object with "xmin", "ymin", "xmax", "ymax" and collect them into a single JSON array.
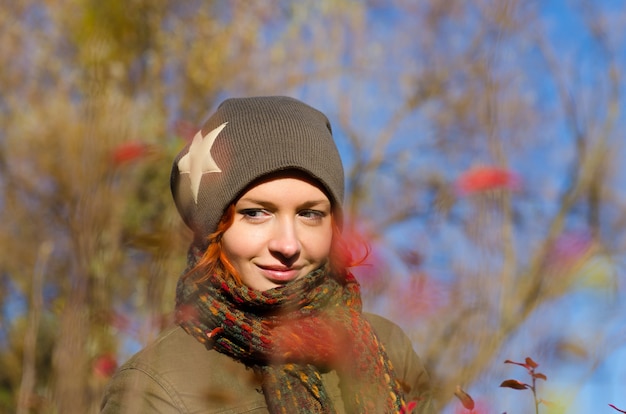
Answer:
[{"xmin": 177, "ymin": 122, "xmax": 227, "ymax": 203}]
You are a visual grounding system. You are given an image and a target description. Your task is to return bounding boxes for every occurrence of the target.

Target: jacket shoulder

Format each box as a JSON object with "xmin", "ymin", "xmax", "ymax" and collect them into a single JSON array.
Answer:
[{"xmin": 101, "ymin": 327, "xmax": 266, "ymax": 413}]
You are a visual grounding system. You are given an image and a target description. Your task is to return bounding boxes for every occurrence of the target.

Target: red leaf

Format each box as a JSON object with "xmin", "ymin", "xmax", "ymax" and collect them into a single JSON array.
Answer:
[
  {"xmin": 272, "ymin": 316, "xmax": 349, "ymax": 365},
  {"xmin": 500, "ymin": 379, "xmax": 528, "ymax": 390},
  {"xmin": 456, "ymin": 165, "xmax": 521, "ymax": 195},
  {"xmin": 454, "ymin": 385, "xmax": 475, "ymax": 410},
  {"xmin": 525, "ymin": 357, "xmax": 539, "ymax": 369},
  {"xmin": 399, "ymin": 400, "xmax": 418, "ymax": 414},
  {"xmin": 175, "ymin": 304, "xmax": 199, "ymax": 324},
  {"xmin": 111, "ymin": 141, "xmax": 150, "ymax": 165},
  {"xmin": 352, "ymin": 244, "xmax": 388, "ymax": 295},
  {"xmin": 533, "ymin": 372, "xmax": 547, "ymax": 381},
  {"xmin": 93, "ymin": 354, "xmax": 117, "ymax": 379},
  {"xmin": 454, "ymin": 399, "xmax": 492, "ymax": 414}
]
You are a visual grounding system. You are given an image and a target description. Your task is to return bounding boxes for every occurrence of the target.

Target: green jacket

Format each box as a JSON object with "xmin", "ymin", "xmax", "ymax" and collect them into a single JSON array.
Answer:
[{"xmin": 101, "ymin": 313, "xmax": 432, "ymax": 413}]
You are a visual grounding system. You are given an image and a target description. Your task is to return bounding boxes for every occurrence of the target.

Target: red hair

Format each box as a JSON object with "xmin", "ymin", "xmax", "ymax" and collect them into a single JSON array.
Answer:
[{"xmin": 190, "ymin": 204, "xmax": 367, "ymax": 284}]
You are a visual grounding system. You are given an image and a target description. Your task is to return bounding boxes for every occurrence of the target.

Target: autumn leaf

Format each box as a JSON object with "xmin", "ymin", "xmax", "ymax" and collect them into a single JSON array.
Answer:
[
  {"xmin": 454, "ymin": 385, "xmax": 475, "ymax": 410},
  {"xmin": 92, "ymin": 354, "xmax": 118, "ymax": 379},
  {"xmin": 504, "ymin": 357, "xmax": 538, "ymax": 371},
  {"xmin": 499, "ymin": 379, "xmax": 528, "ymax": 390},
  {"xmin": 399, "ymin": 400, "xmax": 418, "ymax": 414},
  {"xmin": 524, "ymin": 357, "xmax": 538, "ymax": 369},
  {"xmin": 111, "ymin": 141, "xmax": 152, "ymax": 165},
  {"xmin": 455, "ymin": 165, "xmax": 521, "ymax": 195}
]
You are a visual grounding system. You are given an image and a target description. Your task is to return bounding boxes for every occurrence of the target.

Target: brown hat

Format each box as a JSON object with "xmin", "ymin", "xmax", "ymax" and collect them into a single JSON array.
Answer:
[{"xmin": 170, "ymin": 96, "xmax": 345, "ymax": 249}]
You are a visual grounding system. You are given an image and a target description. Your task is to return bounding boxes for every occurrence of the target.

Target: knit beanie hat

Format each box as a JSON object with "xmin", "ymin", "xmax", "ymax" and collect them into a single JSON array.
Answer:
[{"xmin": 170, "ymin": 96, "xmax": 345, "ymax": 250}]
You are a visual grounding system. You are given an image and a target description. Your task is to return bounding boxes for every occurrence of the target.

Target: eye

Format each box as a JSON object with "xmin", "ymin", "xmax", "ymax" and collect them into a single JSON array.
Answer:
[
  {"xmin": 298, "ymin": 209, "xmax": 327, "ymax": 222},
  {"xmin": 239, "ymin": 209, "xmax": 271, "ymax": 221}
]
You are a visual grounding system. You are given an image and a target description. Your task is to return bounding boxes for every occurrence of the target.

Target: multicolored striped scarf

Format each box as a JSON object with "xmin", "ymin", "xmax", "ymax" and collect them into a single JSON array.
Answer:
[{"xmin": 175, "ymin": 264, "xmax": 407, "ymax": 413}]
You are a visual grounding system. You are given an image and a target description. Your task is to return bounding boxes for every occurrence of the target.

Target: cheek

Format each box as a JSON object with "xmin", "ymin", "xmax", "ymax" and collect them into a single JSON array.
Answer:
[
  {"xmin": 221, "ymin": 227, "xmax": 259, "ymax": 263},
  {"xmin": 306, "ymin": 227, "xmax": 333, "ymax": 260}
]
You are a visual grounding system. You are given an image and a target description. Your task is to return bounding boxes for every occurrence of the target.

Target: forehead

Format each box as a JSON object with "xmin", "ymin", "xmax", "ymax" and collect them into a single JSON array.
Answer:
[{"xmin": 236, "ymin": 170, "xmax": 331, "ymax": 203}]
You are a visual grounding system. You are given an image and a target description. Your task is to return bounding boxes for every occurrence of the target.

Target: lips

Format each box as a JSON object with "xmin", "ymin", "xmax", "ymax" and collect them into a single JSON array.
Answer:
[{"xmin": 257, "ymin": 265, "xmax": 302, "ymax": 283}]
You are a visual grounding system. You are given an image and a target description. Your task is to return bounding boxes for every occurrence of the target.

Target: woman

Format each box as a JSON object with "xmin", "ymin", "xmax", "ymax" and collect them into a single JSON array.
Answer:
[{"xmin": 101, "ymin": 96, "xmax": 432, "ymax": 413}]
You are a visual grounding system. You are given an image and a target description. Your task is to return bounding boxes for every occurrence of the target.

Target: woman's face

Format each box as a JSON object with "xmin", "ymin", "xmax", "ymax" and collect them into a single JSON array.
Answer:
[{"xmin": 221, "ymin": 173, "xmax": 333, "ymax": 291}]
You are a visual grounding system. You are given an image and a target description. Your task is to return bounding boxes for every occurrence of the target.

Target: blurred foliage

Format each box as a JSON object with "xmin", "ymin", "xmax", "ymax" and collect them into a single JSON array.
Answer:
[{"xmin": 0, "ymin": 1, "xmax": 624, "ymax": 413}]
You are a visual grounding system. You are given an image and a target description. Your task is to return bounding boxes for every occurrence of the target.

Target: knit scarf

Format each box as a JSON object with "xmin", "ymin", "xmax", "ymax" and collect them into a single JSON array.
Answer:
[{"xmin": 175, "ymin": 263, "xmax": 407, "ymax": 413}]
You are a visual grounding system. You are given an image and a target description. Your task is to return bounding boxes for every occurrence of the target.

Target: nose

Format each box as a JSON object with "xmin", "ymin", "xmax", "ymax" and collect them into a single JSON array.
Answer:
[{"xmin": 268, "ymin": 217, "xmax": 301, "ymax": 261}]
